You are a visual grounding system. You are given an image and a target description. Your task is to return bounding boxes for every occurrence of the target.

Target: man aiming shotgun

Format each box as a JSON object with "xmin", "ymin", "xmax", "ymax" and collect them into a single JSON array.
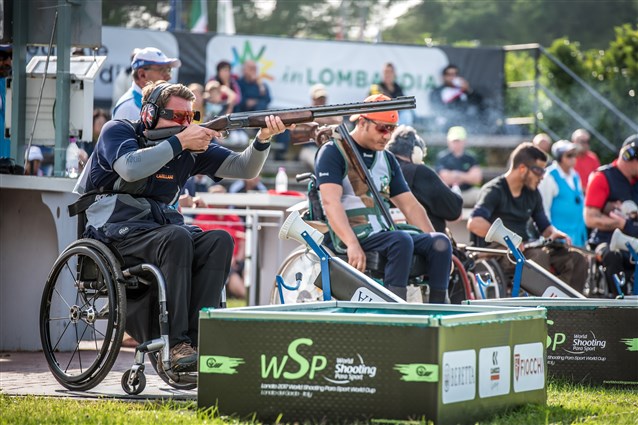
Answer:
[{"xmin": 77, "ymin": 82, "xmax": 419, "ymax": 371}]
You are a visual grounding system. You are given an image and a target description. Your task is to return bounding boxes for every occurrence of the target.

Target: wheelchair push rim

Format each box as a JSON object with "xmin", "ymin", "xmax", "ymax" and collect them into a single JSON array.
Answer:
[{"xmin": 39, "ymin": 242, "xmax": 126, "ymax": 390}]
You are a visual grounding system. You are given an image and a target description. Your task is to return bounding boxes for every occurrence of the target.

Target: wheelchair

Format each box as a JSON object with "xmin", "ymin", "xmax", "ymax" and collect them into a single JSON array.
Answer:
[
  {"xmin": 270, "ymin": 173, "xmax": 476, "ymax": 305},
  {"xmin": 39, "ymin": 194, "xmax": 198, "ymax": 395}
]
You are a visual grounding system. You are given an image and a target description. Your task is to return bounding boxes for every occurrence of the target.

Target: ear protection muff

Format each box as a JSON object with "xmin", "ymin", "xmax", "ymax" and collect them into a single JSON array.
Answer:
[
  {"xmin": 140, "ymin": 83, "xmax": 171, "ymax": 129},
  {"xmin": 621, "ymin": 141, "xmax": 638, "ymax": 161}
]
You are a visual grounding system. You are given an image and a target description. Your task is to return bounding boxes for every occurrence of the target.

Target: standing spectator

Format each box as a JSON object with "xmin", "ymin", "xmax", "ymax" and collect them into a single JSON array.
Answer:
[
  {"xmin": 235, "ymin": 60, "xmax": 271, "ymax": 113},
  {"xmin": 187, "ymin": 83, "xmax": 205, "ymax": 124},
  {"xmin": 369, "ymin": 62, "xmax": 412, "ymax": 125},
  {"xmin": 584, "ymin": 134, "xmax": 638, "ymax": 295},
  {"xmin": 211, "ymin": 60, "xmax": 242, "ymax": 109},
  {"xmin": 435, "ymin": 126, "xmax": 483, "ymax": 207},
  {"xmin": 429, "ymin": 64, "xmax": 483, "ymax": 132},
  {"xmin": 467, "ymin": 143, "xmax": 588, "ymax": 293},
  {"xmin": 532, "ymin": 133, "xmax": 553, "ymax": 162},
  {"xmin": 111, "ymin": 48, "xmax": 141, "ymax": 107},
  {"xmin": 112, "ymin": 47, "xmax": 181, "ymax": 120},
  {"xmin": 0, "ymin": 44, "xmax": 11, "ymax": 158},
  {"xmin": 572, "ymin": 128, "xmax": 600, "ymax": 192},
  {"xmin": 538, "ymin": 140, "xmax": 588, "ymax": 247},
  {"xmin": 386, "ymin": 125, "xmax": 462, "ymax": 233}
]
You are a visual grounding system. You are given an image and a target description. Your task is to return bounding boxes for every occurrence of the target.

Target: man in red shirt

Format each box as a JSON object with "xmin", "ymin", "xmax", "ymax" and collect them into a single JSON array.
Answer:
[
  {"xmin": 572, "ymin": 129, "xmax": 600, "ymax": 193},
  {"xmin": 584, "ymin": 134, "xmax": 638, "ymax": 296}
]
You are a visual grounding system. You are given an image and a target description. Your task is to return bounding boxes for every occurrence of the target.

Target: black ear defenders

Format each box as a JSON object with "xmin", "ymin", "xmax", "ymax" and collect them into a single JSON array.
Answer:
[
  {"xmin": 621, "ymin": 139, "xmax": 638, "ymax": 162},
  {"xmin": 140, "ymin": 83, "xmax": 171, "ymax": 129}
]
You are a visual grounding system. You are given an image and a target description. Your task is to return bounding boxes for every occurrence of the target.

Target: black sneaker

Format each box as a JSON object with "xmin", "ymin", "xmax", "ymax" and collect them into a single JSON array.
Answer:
[{"xmin": 170, "ymin": 342, "xmax": 198, "ymax": 372}]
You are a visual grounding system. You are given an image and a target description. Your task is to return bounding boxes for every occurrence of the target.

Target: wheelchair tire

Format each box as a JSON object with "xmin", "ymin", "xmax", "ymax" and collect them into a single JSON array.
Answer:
[
  {"xmin": 121, "ymin": 369, "xmax": 146, "ymax": 395},
  {"xmin": 472, "ymin": 258, "xmax": 507, "ymax": 299},
  {"xmin": 40, "ymin": 239, "xmax": 126, "ymax": 391},
  {"xmin": 448, "ymin": 255, "xmax": 475, "ymax": 304},
  {"xmin": 148, "ymin": 352, "xmax": 197, "ymax": 390},
  {"xmin": 270, "ymin": 246, "xmax": 333, "ymax": 304}
]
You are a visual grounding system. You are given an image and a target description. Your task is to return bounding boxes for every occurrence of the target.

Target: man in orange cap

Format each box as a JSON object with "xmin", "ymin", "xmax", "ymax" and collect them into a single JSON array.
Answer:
[{"xmin": 314, "ymin": 94, "xmax": 452, "ymax": 302}]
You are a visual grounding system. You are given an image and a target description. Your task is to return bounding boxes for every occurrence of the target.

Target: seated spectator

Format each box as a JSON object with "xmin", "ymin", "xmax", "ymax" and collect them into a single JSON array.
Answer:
[
  {"xmin": 211, "ymin": 60, "xmax": 242, "ymax": 108},
  {"xmin": 369, "ymin": 62, "xmax": 413, "ymax": 125},
  {"xmin": 572, "ymin": 128, "xmax": 600, "ymax": 193},
  {"xmin": 204, "ymin": 80, "xmax": 237, "ymax": 118},
  {"xmin": 297, "ymin": 84, "xmax": 343, "ymax": 168},
  {"xmin": 229, "ymin": 176, "xmax": 268, "ymax": 194},
  {"xmin": 538, "ymin": 140, "xmax": 588, "ymax": 247},
  {"xmin": 236, "ymin": 60, "xmax": 279, "ymax": 156},
  {"xmin": 235, "ymin": 60, "xmax": 271, "ymax": 113},
  {"xmin": 435, "ymin": 126, "xmax": 482, "ymax": 207},
  {"xmin": 467, "ymin": 143, "xmax": 588, "ymax": 293},
  {"xmin": 386, "ymin": 125, "xmax": 462, "ymax": 233},
  {"xmin": 429, "ymin": 64, "xmax": 483, "ymax": 132},
  {"xmin": 584, "ymin": 134, "xmax": 638, "ymax": 296}
]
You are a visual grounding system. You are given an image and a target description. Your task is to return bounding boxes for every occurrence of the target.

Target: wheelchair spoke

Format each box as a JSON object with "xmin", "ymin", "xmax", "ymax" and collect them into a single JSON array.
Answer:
[
  {"xmin": 50, "ymin": 319, "xmax": 73, "ymax": 353},
  {"xmin": 52, "ymin": 287, "xmax": 73, "ymax": 311}
]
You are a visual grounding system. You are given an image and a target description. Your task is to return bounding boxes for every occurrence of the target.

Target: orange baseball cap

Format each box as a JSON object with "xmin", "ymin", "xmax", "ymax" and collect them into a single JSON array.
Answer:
[{"xmin": 349, "ymin": 94, "xmax": 399, "ymax": 123}]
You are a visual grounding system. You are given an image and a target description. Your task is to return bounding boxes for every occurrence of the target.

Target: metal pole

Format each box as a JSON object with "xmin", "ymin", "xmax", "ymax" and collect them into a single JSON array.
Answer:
[
  {"xmin": 54, "ymin": 0, "xmax": 72, "ymax": 176},
  {"xmin": 10, "ymin": 0, "xmax": 28, "ymax": 161}
]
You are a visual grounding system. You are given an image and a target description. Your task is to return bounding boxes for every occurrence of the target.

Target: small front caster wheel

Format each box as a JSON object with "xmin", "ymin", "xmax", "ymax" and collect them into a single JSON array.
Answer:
[{"xmin": 121, "ymin": 369, "xmax": 146, "ymax": 395}]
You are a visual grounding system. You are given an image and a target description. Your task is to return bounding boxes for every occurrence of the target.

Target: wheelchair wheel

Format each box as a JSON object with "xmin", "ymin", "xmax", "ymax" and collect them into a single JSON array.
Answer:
[
  {"xmin": 40, "ymin": 239, "xmax": 126, "ymax": 391},
  {"xmin": 448, "ymin": 255, "xmax": 475, "ymax": 304},
  {"xmin": 148, "ymin": 352, "xmax": 197, "ymax": 390},
  {"xmin": 472, "ymin": 258, "xmax": 507, "ymax": 299},
  {"xmin": 270, "ymin": 246, "xmax": 333, "ymax": 304}
]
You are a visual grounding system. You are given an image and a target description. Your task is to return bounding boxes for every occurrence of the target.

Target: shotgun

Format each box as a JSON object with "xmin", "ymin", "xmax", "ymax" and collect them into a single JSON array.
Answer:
[
  {"xmin": 144, "ymin": 96, "xmax": 416, "ymax": 141},
  {"xmin": 335, "ymin": 123, "xmax": 396, "ymax": 231}
]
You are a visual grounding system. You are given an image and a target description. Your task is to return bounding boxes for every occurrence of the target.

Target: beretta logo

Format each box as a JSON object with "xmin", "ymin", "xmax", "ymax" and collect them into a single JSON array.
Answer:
[
  {"xmin": 513, "ymin": 342, "xmax": 544, "ymax": 393},
  {"xmin": 442, "ymin": 349, "xmax": 476, "ymax": 404}
]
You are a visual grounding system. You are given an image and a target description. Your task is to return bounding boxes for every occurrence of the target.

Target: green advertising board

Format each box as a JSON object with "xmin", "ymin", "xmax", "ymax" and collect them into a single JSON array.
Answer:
[
  {"xmin": 465, "ymin": 298, "xmax": 638, "ymax": 387},
  {"xmin": 198, "ymin": 302, "xmax": 547, "ymax": 424}
]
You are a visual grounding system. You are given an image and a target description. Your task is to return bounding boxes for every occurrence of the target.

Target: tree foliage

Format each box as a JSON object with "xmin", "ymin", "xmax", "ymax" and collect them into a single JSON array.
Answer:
[{"xmin": 383, "ymin": 0, "xmax": 638, "ymax": 50}]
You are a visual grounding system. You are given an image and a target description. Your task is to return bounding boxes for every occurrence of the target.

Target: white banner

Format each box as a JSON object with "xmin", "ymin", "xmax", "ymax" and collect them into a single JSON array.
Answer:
[{"xmin": 206, "ymin": 35, "xmax": 449, "ymax": 116}]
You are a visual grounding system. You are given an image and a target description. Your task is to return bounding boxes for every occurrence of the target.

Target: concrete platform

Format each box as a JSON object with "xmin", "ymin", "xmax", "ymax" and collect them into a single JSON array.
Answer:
[{"xmin": 0, "ymin": 349, "xmax": 196, "ymax": 400}]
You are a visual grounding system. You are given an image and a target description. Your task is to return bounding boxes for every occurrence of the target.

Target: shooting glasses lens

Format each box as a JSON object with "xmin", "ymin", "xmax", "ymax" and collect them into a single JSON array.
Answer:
[
  {"xmin": 363, "ymin": 117, "xmax": 397, "ymax": 135},
  {"xmin": 159, "ymin": 109, "xmax": 200, "ymax": 125},
  {"xmin": 526, "ymin": 164, "xmax": 545, "ymax": 177}
]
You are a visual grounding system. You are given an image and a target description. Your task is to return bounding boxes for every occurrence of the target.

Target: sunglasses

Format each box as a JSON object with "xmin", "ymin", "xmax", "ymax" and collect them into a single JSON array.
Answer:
[
  {"xmin": 145, "ymin": 65, "xmax": 173, "ymax": 75},
  {"xmin": 159, "ymin": 109, "xmax": 200, "ymax": 125},
  {"xmin": 564, "ymin": 153, "xmax": 576, "ymax": 159},
  {"xmin": 526, "ymin": 164, "xmax": 545, "ymax": 177},
  {"xmin": 363, "ymin": 117, "xmax": 397, "ymax": 135}
]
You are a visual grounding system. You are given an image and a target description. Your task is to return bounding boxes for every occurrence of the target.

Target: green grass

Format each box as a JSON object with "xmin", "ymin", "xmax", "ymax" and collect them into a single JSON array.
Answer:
[{"xmin": 1, "ymin": 381, "xmax": 636, "ymax": 425}]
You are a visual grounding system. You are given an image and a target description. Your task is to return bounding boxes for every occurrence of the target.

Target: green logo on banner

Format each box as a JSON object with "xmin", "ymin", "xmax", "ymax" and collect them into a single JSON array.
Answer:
[
  {"xmin": 394, "ymin": 363, "xmax": 439, "ymax": 382},
  {"xmin": 199, "ymin": 356, "xmax": 245, "ymax": 374},
  {"xmin": 621, "ymin": 338, "xmax": 638, "ymax": 352}
]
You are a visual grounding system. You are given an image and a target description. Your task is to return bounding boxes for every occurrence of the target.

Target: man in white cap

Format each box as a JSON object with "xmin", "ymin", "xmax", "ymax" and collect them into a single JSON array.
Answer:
[
  {"xmin": 112, "ymin": 47, "xmax": 181, "ymax": 120},
  {"xmin": 538, "ymin": 140, "xmax": 588, "ymax": 247},
  {"xmin": 435, "ymin": 125, "xmax": 482, "ymax": 207}
]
